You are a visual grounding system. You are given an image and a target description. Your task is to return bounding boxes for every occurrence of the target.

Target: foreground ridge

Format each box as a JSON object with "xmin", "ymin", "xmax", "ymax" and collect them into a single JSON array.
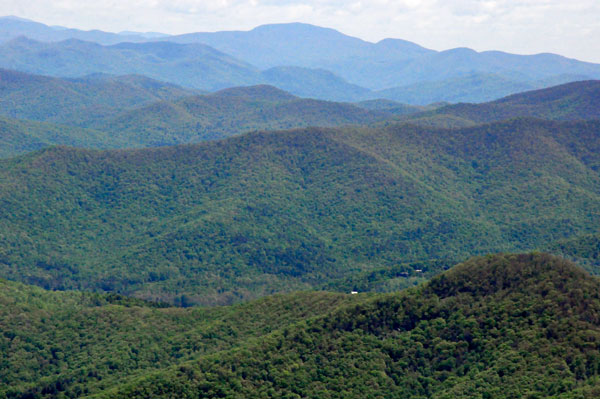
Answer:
[
  {"xmin": 97, "ymin": 254, "xmax": 600, "ymax": 398},
  {"xmin": 3, "ymin": 253, "xmax": 597, "ymax": 398}
]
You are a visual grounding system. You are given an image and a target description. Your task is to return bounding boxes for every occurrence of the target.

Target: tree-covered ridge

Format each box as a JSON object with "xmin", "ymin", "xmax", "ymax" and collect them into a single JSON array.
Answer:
[
  {"xmin": 0, "ymin": 68, "xmax": 197, "ymax": 126},
  {"xmin": 89, "ymin": 253, "xmax": 600, "ymax": 398},
  {"xmin": 0, "ymin": 69, "xmax": 413, "ymax": 157},
  {"xmin": 1, "ymin": 118, "xmax": 599, "ymax": 305},
  {"xmin": 0, "ymin": 116, "xmax": 123, "ymax": 158},
  {"xmin": 0, "ymin": 278, "xmax": 362, "ymax": 399},
  {"xmin": 0, "ymin": 37, "xmax": 263, "ymax": 91},
  {"xmin": 1, "ymin": 71, "xmax": 599, "ymax": 159},
  {"xmin": 95, "ymin": 87, "xmax": 394, "ymax": 146},
  {"xmin": 544, "ymin": 234, "xmax": 600, "ymax": 273},
  {"xmin": 3, "ymin": 254, "xmax": 599, "ymax": 398},
  {"xmin": 410, "ymin": 80, "xmax": 600, "ymax": 126}
]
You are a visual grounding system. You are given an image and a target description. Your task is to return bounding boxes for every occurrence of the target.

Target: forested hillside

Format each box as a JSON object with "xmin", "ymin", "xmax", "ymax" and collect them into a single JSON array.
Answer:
[
  {"xmin": 0, "ymin": 71, "xmax": 409, "ymax": 156},
  {"xmin": 0, "ymin": 116, "xmax": 122, "ymax": 158},
  {"xmin": 1, "ymin": 118, "xmax": 599, "ymax": 305},
  {"xmin": 0, "ymin": 69, "xmax": 196, "ymax": 125},
  {"xmin": 95, "ymin": 86, "xmax": 393, "ymax": 146},
  {"xmin": 0, "ymin": 279, "xmax": 362, "ymax": 398},
  {"xmin": 2, "ymin": 11, "xmax": 600, "ymax": 399},
  {"xmin": 94, "ymin": 254, "xmax": 600, "ymax": 399},
  {"xmin": 411, "ymin": 80, "xmax": 600, "ymax": 126},
  {"xmin": 3, "ymin": 254, "xmax": 599, "ymax": 398}
]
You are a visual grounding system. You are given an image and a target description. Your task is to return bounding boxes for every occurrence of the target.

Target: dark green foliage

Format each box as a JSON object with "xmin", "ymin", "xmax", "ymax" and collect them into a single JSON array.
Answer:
[
  {"xmin": 0, "ymin": 116, "xmax": 120, "ymax": 157},
  {"xmin": 545, "ymin": 234, "xmax": 600, "ymax": 273},
  {"xmin": 0, "ymin": 279, "xmax": 361, "ymax": 398},
  {"xmin": 1, "ymin": 118, "xmax": 600, "ymax": 305},
  {"xmin": 323, "ymin": 259, "xmax": 457, "ymax": 293},
  {"xmin": 85, "ymin": 254, "xmax": 600, "ymax": 398}
]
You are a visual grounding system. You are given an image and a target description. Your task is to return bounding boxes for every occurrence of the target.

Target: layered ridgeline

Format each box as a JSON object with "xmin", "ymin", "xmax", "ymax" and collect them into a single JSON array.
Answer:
[
  {"xmin": 0, "ymin": 70, "xmax": 414, "ymax": 157},
  {"xmin": 2, "ymin": 19, "xmax": 600, "ymax": 102},
  {"xmin": 406, "ymin": 80, "xmax": 600, "ymax": 127},
  {"xmin": 1, "ymin": 70, "xmax": 597, "ymax": 158},
  {"xmin": 165, "ymin": 23, "xmax": 600, "ymax": 90},
  {"xmin": 0, "ymin": 15, "xmax": 166, "ymax": 44},
  {"xmin": 93, "ymin": 85, "xmax": 399, "ymax": 146},
  {"xmin": 0, "ymin": 69, "xmax": 198, "ymax": 125},
  {"xmin": 0, "ymin": 38, "xmax": 380, "ymax": 100},
  {"xmin": 3, "ymin": 254, "xmax": 600, "ymax": 398},
  {"xmin": 1, "ymin": 115, "xmax": 600, "ymax": 305}
]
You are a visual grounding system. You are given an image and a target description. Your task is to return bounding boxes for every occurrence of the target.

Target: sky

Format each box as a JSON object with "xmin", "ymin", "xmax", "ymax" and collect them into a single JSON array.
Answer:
[{"xmin": 2, "ymin": 0, "xmax": 600, "ymax": 63}]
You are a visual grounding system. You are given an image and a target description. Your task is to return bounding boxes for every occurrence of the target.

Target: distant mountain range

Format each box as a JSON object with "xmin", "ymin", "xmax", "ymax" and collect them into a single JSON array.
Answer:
[
  {"xmin": 1, "ymin": 69, "xmax": 599, "ymax": 157},
  {"xmin": 1, "ymin": 16, "xmax": 599, "ymax": 103},
  {"xmin": 0, "ymin": 69, "xmax": 422, "ymax": 155}
]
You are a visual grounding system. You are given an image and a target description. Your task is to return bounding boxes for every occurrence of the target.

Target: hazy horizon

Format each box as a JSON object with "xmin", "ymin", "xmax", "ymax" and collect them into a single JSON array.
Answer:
[{"xmin": 1, "ymin": 0, "xmax": 599, "ymax": 63}]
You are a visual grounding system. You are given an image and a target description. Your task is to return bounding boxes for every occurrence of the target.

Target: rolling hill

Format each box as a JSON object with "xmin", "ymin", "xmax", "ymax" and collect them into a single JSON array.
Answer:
[
  {"xmin": 1, "ymin": 117, "xmax": 599, "ymax": 305},
  {"xmin": 0, "ymin": 69, "xmax": 196, "ymax": 126},
  {"xmin": 0, "ymin": 70, "xmax": 414, "ymax": 156},
  {"xmin": 94, "ymin": 85, "xmax": 395, "ymax": 146},
  {"xmin": 405, "ymin": 80, "xmax": 600, "ymax": 127},
  {"xmin": 95, "ymin": 254, "xmax": 600, "ymax": 399},
  {"xmin": 0, "ymin": 116, "xmax": 121, "ymax": 158},
  {"xmin": 3, "ymin": 254, "xmax": 600, "ymax": 398},
  {"xmin": 0, "ymin": 278, "xmax": 363, "ymax": 399}
]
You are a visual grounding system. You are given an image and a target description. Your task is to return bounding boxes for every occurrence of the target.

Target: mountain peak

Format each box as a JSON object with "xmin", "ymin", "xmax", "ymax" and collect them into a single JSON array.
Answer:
[
  {"xmin": 0, "ymin": 15, "xmax": 35, "ymax": 22},
  {"xmin": 427, "ymin": 253, "xmax": 590, "ymax": 298}
]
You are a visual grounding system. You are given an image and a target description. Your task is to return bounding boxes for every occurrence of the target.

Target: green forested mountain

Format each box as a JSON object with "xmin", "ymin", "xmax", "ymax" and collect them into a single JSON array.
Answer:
[
  {"xmin": 0, "ymin": 278, "xmax": 363, "ymax": 399},
  {"xmin": 94, "ymin": 253, "xmax": 600, "ymax": 399},
  {"xmin": 3, "ymin": 254, "xmax": 600, "ymax": 398},
  {"xmin": 0, "ymin": 69, "xmax": 196, "ymax": 126},
  {"xmin": 0, "ymin": 116, "xmax": 122, "ymax": 158},
  {"xmin": 0, "ymin": 70, "xmax": 410, "ymax": 156},
  {"xmin": 411, "ymin": 80, "xmax": 600, "ymax": 126},
  {"xmin": 95, "ymin": 86, "xmax": 393, "ymax": 146},
  {"xmin": 545, "ymin": 234, "xmax": 600, "ymax": 273},
  {"xmin": 1, "ymin": 118, "xmax": 599, "ymax": 305}
]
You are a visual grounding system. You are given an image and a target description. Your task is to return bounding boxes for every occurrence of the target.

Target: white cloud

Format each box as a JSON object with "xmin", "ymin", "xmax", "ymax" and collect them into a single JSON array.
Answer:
[{"xmin": 1, "ymin": 0, "xmax": 599, "ymax": 62}]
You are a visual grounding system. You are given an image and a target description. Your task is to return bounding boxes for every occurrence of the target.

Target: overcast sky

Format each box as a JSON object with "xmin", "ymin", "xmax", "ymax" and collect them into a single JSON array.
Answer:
[{"xmin": 2, "ymin": 0, "xmax": 599, "ymax": 63}]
